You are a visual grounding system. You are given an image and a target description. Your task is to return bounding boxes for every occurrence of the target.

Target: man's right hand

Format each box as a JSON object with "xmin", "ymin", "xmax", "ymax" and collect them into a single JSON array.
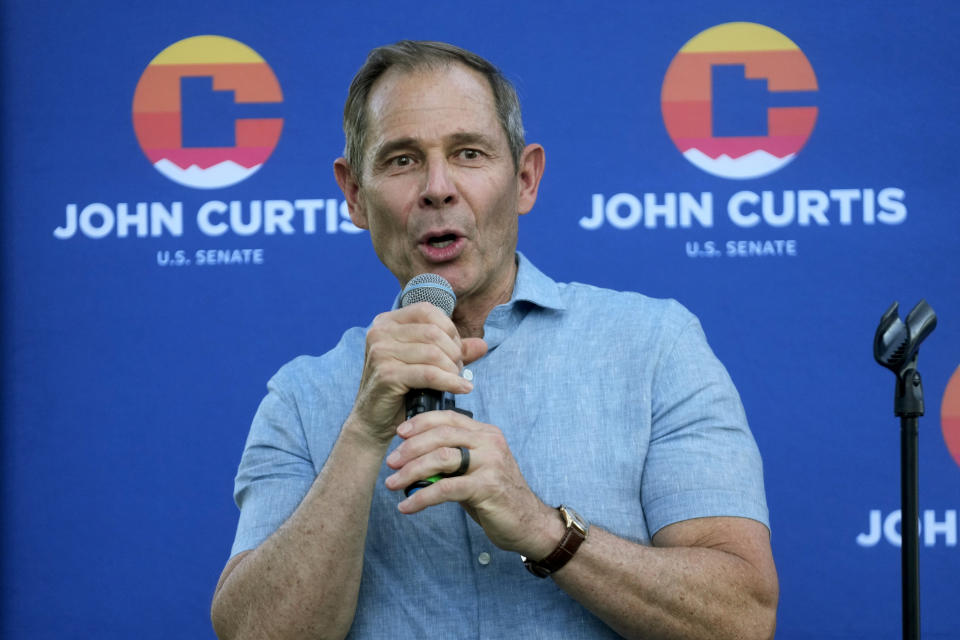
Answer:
[{"xmin": 348, "ymin": 301, "xmax": 488, "ymax": 445}]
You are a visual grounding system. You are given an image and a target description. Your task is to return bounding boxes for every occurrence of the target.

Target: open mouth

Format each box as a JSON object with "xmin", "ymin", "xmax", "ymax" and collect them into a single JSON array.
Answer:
[
  {"xmin": 418, "ymin": 232, "xmax": 465, "ymax": 263},
  {"xmin": 426, "ymin": 233, "xmax": 458, "ymax": 249}
]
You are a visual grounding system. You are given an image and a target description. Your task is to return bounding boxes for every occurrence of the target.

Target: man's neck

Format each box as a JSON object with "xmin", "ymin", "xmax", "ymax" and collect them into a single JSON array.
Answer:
[{"xmin": 450, "ymin": 260, "xmax": 518, "ymax": 340}]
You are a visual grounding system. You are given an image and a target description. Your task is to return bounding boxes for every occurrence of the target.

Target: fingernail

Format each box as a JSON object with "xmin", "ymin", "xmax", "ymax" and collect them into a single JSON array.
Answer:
[{"xmin": 397, "ymin": 422, "xmax": 411, "ymax": 436}]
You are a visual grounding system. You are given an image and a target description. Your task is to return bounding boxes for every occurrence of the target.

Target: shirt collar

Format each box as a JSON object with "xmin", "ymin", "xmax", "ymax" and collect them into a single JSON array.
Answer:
[
  {"xmin": 389, "ymin": 251, "xmax": 565, "ymax": 313},
  {"xmin": 509, "ymin": 251, "xmax": 565, "ymax": 311}
]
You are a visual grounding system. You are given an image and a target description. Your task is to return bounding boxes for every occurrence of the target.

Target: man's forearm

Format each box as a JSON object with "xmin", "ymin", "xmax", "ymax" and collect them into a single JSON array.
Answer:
[
  {"xmin": 552, "ymin": 524, "xmax": 778, "ymax": 640},
  {"xmin": 211, "ymin": 418, "xmax": 390, "ymax": 640}
]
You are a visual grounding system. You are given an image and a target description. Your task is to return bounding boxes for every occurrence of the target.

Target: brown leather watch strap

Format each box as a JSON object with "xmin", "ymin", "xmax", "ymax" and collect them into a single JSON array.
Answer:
[{"xmin": 522, "ymin": 506, "xmax": 588, "ymax": 578}]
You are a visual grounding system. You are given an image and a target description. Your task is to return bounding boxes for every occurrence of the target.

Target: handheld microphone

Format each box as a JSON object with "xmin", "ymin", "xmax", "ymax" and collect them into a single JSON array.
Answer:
[
  {"xmin": 400, "ymin": 273, "xmax": 457, "ymax": 419},
  {"xmin": 398, "ymin": 273, "xmax": 472, "ymax": 496}
]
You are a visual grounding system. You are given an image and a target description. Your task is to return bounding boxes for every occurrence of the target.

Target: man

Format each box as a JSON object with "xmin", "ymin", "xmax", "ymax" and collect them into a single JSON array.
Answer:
[{"xmin": 211, "ymin": 41, "xmax": 778, "ymax": 640}]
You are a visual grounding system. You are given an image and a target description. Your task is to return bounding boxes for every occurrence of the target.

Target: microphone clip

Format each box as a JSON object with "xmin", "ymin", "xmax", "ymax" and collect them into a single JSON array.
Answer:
[{"xmin": 873, "ymin": 300, "xmax": 937, "ymax": 418}]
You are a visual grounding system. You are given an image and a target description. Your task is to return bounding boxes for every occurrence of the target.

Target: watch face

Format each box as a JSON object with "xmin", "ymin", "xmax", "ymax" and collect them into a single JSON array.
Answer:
[{"xmin": 561, "ymin": 505, "xmax": 588, "ymax": 534}]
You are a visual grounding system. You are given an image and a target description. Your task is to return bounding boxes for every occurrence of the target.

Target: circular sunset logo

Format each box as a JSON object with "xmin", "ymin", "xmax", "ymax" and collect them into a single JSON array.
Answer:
[
  {"xmin": 132, "ymin": 35, "xmax": 284, "ymax": 189},
  {"xmin": 661, "ymin": 22, "xmax": 818, "ymax": 179}
]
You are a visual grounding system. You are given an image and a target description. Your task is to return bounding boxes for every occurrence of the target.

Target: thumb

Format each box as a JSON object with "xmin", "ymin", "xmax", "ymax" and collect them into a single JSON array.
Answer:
[{"xmin": 461, "ymin": 337, "xmax": 488, "ymax": 366}]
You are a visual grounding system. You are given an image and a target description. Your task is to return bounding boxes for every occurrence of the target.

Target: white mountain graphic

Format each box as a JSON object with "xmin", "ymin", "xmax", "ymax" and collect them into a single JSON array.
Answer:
[
  {"xmin": 154, "ymin": 158, "xmax": 262, "ymax": 189},
  {"xmin": 683, "ymin": 148, "xmax": 796, "ymax": 180}
]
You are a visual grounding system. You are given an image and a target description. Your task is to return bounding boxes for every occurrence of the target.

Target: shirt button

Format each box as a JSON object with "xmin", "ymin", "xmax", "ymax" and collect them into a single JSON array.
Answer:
[
  {"xmin": 477, "ymin": 552, "xmax": 491, "ymax": 565},
  {"xmin": 462, "ymin": 368, "xmax": 474, "ymax": 382}
]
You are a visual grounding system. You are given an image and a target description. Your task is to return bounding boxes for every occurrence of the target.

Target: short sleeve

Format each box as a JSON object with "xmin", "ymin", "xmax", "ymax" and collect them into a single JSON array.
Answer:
[
  {"xmin": 230, "ymin": 368, "xmax": 317, "ymax": 557},
  {"xmin": 640, "ymin": 307, "xmax": 769, "ymax": 537}
]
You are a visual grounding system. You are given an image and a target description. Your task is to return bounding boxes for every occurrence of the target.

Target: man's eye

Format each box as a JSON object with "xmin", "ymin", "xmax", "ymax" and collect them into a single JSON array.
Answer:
[
  {"xmin": 458, "ymin": 149, "xmax": 483, "ymax": 161},
  {"xmin": 391, "ymin": 155, "xmax": 413, "ymax": 167}
]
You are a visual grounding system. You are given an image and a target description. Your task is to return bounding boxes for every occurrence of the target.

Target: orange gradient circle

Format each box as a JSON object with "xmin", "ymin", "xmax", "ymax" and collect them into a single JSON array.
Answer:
[
  {"xmin": 942, "ymin": 366, "xmax": 960, "ymax": 468},
  {"xmin": 661, "ymin": 22, "xmax": 818, "ymax": 179},
  {"xmin": 132, "ymin": 35, "xmax": 283, "ymax": 189}
]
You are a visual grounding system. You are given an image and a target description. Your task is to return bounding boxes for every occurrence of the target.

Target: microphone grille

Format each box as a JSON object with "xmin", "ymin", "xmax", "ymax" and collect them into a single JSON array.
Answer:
[{"xmin": 400, "ymin": 273, "xmax": 456, "ymax": 317}]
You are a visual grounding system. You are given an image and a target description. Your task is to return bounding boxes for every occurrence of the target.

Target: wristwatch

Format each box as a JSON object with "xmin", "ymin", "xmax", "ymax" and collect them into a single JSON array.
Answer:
[{"xmin": 522, "ymin": 505, "xmax": 589, "ymax": 578}]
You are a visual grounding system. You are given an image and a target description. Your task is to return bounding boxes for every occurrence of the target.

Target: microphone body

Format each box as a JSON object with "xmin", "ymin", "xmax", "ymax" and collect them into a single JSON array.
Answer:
[
  {"xmin": 398, "ymin": 273, "xmax": 472, "ymax": 495},
  {"xmin": 399, "ymin": 273, "xmax": 457, "ymax": 420}
]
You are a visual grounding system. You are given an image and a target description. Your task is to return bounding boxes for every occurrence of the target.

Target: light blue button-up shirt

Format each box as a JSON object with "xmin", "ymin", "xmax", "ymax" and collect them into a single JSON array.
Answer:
[{"xmin": 232, "ymin": 253, "xmax": 768, "ymax": 639}]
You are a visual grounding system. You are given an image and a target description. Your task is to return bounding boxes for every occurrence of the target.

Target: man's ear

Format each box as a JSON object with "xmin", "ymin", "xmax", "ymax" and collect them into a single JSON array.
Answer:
[
  {"xmin": 334, "ymin": 157, "xmax": 368, "ymax": 229},
  {"xmin": 516, "ymin": 144, "xmax": 545, "ymax": 216}
]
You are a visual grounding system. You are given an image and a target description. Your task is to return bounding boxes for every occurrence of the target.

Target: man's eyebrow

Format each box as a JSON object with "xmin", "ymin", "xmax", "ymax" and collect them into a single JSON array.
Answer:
[
  {"xmin": 372, "ymin": 137, "xmax": 419, "ymax": 164},
  {"xmin": 447, "ymin": 132, "xmax": 498, "ymax": 149}
]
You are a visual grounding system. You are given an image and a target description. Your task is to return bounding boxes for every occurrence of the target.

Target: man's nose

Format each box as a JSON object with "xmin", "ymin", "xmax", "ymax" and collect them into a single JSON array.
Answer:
[{"xmin": 419, "ymin": 159, "xmax": 458, "ymax": 208}]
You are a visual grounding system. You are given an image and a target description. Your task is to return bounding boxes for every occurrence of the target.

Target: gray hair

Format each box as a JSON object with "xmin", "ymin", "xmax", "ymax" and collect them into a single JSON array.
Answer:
[{"xmin": 342, "ymin": 40, "xmax": 526, "ymax": 180}]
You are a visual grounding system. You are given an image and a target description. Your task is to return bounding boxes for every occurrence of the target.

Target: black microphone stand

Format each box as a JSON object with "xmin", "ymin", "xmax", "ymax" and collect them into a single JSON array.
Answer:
[{"xmin": 873, "ymin": 300, "xmax": 937, "ymax": 640}]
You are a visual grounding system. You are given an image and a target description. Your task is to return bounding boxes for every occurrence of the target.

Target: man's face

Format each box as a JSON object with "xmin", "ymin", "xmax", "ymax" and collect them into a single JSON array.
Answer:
[{"xmin": 338, "ymin": 64, "xmax": 541, "ymax": 314}]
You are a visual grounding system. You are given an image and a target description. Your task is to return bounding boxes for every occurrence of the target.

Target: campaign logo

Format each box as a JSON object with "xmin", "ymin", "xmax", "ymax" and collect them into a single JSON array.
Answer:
[
  {"xmin": 132, "ymin": 35, "xmax": 284, "ymax": 189},
  {"xmin": 661, "ymin": 22, "xmax": 818, "ymax": 179},
  {"xmin": 942, "ymin": 366, "xmax": 960, "ymax": 468}
]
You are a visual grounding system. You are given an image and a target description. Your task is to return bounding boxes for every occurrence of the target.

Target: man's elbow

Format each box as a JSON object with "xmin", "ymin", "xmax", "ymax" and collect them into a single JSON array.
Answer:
[
  {"xmin": 749, "ymin": 604, "xmax": 777, "ymax": 640},
  {"xmin": 719, "ymin": 566, "xmax": 778, "ymax": 640},
  {"xmin": 211, "ymin": 588, "xmax": 353, "ymax": 640},
  {"xmin": 210, "ymin": 589, "xmax": 242, "ymax": 640},
  {"xmin": 210, "ymin": 552, "xmax": 249, "ymax": 639},
  {"xmin": 746, "ymin": 576, "xmax": 779, "ymax": 640}
]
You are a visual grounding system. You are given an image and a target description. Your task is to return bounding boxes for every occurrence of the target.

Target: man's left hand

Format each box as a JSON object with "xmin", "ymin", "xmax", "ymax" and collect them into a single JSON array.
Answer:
[{"xmin": 384, "ymin": 410, "xmax": 560, "ymax": 559}]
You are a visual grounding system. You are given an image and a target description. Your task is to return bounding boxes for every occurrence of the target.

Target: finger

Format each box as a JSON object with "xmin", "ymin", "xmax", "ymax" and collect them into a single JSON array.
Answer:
[
  {"xmin": 461, "ymin": 337, "xmax": 488, "ymax": 366},
  {"xmin": 371, "ymin": 307, "xmax": 461, "ymax": 349},
  {"xmin": 385, "ymin": 340, "xmax": 462, "ymax": 376},
  {"xmin": 397, "ymin": 475, "xmax": 472, "ymax": 514},
  {"xmin": 372, "ymin": 306, "xmax": 466, "ymax": 370},
  {"xmin": 391, "ymin": 324, "xmax": 465, "ymax": 369},
  {"xmin": 359, "ymin": 356, "xmax": 470, "ymax": 403},
  {"xmin": 397, "ymin": 409, "xmax": 479, "ymax": 440},
  {"xmin": 389, "ymin": 421, "xmax": 469, "ymax": 467},
  {"xmin": 393, "ymin": 364, "xmax": 474, "ymax": 396},
  {"xmin": 393, "ymin": 302, "xmax": 461, "ymax": 342},
  {"xmin": 384, "ymin": 445, "xmax": 467, "ymax": 490},
  {"xmin": 365, "ymin": 328, "xmax": 471, "ymax": 391}
]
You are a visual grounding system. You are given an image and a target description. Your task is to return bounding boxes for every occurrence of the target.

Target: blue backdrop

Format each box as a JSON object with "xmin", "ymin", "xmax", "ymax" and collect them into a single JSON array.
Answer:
[{"xmin": 3, "ymin": 2, "xmax": 958, "ymax": 638}]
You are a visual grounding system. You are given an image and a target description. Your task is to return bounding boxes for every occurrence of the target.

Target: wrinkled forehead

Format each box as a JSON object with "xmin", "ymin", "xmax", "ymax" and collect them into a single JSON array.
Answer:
[{"xmin": 364, "ymin": 63, "xmax": 501, "ymax": 140}]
